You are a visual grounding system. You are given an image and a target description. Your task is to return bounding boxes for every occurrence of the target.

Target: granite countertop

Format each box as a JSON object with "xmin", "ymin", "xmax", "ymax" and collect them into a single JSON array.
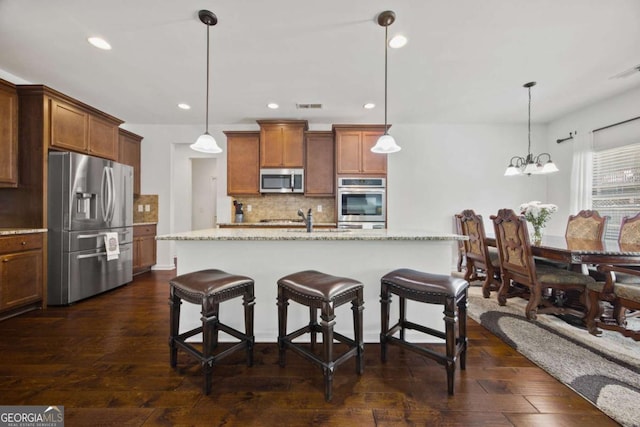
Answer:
[
  {"xmin": 218, "ymin": 221, "xmax": 337, "ymax": 227},
  {"xmin": 133, "ymin": 222, "xmax": 158, "ymax": 226},
  {"xmin": 0, "ymin": 228, "xmax": 48, "ymax": 236},
  {"xmin": 157, "ymin": 228, "xmax": 466, "ymax": 241}
]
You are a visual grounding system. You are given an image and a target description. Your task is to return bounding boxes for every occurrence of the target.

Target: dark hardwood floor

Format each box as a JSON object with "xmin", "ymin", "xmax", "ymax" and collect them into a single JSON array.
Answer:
[{"xmin": 0, "ymin": 270, "xmax": 619, "ymax": 426}]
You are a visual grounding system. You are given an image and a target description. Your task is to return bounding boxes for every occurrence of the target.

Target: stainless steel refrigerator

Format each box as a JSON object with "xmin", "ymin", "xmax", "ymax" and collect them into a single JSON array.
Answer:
[{"xmin": 48, "ymin": 151, "xmax": 134, "ymax": 305}]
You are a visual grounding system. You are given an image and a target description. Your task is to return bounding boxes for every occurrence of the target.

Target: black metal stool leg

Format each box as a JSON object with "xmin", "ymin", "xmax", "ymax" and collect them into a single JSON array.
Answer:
[
  {"xmin": 277, "ymin": 287, "xmax": 288, "ymax": 368},
  {"xmin": 458, "ymin": 291, "xmax": 468, "ymax": 371},
  {"xmin": 169, "ymin": 287, "xmax": 181, "ymax": 368},
  {"xmin": 321, "ymin": 301, "xmax": 336, "ymax": 402},
  {"xmin": 380, "ymin": 283, "xmax": 391, "ymax": 363},
  {"xmin": 444, "ymin": 295, "xmax": 457, "ymax": 396},
  {"xmin": 243, "ymin": 287, "xmax": 255, "ymax": 366},
  {"xmin": 201, "ymin": 308, "xmax": 217, "ymax": 395},
  {"xmin": 353, "ymin": 288, "xmax": 364, "ymax": 374}
]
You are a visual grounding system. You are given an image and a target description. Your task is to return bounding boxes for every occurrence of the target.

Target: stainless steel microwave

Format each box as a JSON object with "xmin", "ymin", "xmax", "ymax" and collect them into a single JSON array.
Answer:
[{"xmin": 260, "ymin": 168, "xmax": 304, "ymax": 193}]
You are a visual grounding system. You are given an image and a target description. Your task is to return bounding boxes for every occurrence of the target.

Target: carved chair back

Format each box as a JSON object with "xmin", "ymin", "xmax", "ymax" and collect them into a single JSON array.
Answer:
[
  {"xmin": 565, "ymin": 210, "xmax": 608, "ymax": 240},
  {"xmin": 459, "ymin": 210, "xmax": 491, "ymax": 269},
  {"xmin": 618, "ymin": 212, "xmax": 640, "ymax": 245},
  {"xmin": 491, "ymin": 209, "xmax": 536, "ymax": 289}
]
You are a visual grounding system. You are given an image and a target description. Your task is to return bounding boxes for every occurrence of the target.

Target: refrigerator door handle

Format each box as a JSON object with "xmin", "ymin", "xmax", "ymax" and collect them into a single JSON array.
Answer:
[
  {"xmin": 101, "ymin": 167, "xmax": 109, "ymax": 222},
  {"xmin": 77, "ymin": 233, "xmax": 106, "ymax": 240},
  {"xmin": 77, "ymin": 252, "xmax": 108, "ymax": 260},
  {"xmin": 108, "ymin": 167, "xmax": 117, "ymax": 222}
]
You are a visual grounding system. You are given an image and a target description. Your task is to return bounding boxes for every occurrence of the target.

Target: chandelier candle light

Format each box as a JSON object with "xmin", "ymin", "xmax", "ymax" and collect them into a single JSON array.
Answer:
[
  {"xmin": 371, "ymin": 10, "xmax": 401, "ymax": 154},
  {"xmin": 504, "ymin": 82, "xmax": 559, "ymax": 176},
  {"xmin": 519, "ymin": 201, "xmax": 558, "ymax": 244},
  {"xmin": 190, "ymin": 10, "xmax": 223, "ymax": 154}
]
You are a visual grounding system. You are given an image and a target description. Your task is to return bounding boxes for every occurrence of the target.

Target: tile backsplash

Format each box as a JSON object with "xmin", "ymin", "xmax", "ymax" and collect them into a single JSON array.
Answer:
[
  {"xmin": 134, "ymin": 194, "xmax": 158, "ymax": 223},
  {"xmin": 231, "ymin": 194, "xmax": 335, "ymax": 223}
]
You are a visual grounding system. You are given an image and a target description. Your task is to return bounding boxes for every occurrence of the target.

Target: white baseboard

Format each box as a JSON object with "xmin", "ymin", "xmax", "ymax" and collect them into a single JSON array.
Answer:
[{"xmin": 152, "ymin": 263, "xmax": 176, "ymax": 271}]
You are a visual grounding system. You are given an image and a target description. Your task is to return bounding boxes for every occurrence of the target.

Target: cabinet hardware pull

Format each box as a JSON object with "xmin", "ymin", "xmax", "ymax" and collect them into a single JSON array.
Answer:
[{"xmin": 21, "ymin": 241, "xmax": 27, "ymax": 245}]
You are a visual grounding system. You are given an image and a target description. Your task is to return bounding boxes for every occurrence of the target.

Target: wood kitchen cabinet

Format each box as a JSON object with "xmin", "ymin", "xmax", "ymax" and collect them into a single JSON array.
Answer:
[
  {"xmin": 49, "ymin": 96, "xmax": 121, "ymax": 160},
  {"xmin": 133, "ymin": 224, "xmax": 156, "ymax": 275},
  {"xmin": 257, "ymin": 120, "xmax": 308, "ymax": 168},
  {"xmin": 0, "ymin": 85, "xmax": 125, "ymax": 230},
  {"xmin": 118, "ymin": 128, "xmax": 143, "ymax": 195},
  {"xmin": 0, "ymin": 79, "xmax": 18, "ymax": 188},
  {"xmin": 333, "ymin": 124, "xmax": 388, "ymax": 176},
  {"xmin": 304, "ymin": 131, "xmax": 335, "ymax": 196},
  {"xmin": 225, "ymin": 131, "xmax": 260, "ymax": 195},
  {"xmin": 0, "ymin": 232, "xmax": 45, "ymax": 319},
  {"xmin": 22, "ymin": 85, "xmax": 123, "ymax": 161}
]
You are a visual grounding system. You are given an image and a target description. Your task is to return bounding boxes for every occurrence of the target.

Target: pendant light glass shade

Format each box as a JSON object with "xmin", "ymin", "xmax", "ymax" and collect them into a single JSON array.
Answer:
[
  {"xmin": 371, "ymin": 133, "xmax": 401, "ymax": 153},
  {"xmin": 190, "ymin": 132, "xmax": 222, "ymax": 153},
  {"xmin": 371, "ymin": 11, "xmax": 401, "ymax": 154},
  {"xmin": 191, "ymin": 10, "xmax": 222, "ymax": 154}
]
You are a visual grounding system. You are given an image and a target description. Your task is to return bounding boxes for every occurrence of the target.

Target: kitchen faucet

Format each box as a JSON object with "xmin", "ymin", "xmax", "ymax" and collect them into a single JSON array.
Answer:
[{"xmin": 297, "ymin": 208, "xmax": 313, "ymax": 232}]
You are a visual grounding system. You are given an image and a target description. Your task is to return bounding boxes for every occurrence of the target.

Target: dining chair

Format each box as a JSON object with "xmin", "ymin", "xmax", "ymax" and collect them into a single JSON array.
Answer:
[
  {"xmin": 565, "ymin": 210, "xmax": 608, "ymax": 240},
  {"xmin": 491, "ymin": 209, "xmax": 596, "ymax": 320},
  {"xmin": 458, "ymin": 209, "xmax": 501, "ymax": 298},
  {"xmin": 585, "ymin": 265, "xmax": 640, "ymax": 341}
]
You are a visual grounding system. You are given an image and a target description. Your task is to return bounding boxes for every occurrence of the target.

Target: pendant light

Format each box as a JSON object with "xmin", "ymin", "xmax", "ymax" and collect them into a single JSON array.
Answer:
[
  {"xmin": 190, "ymin": 10, "xmax": 222, "ymax": 154},
  {"xmin": 371, "ymin": 10, "xmax": 401, "ymax": 154},
  {"xmin": 504, "ymin": 82, "xmax": 558, "ymax": 176}
]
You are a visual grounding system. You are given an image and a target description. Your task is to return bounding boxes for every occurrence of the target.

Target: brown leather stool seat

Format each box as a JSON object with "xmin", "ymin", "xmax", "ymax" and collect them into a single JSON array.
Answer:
[
  {"xmin": 277, "ymin": 270, "xmax": 364, "ymax": 402},
  {"xmin": 380, "ymin": 268, "xmax": 469, "ymax": 395},
  {"xmin": 169, "ymin": 269, "xmax": 255, "ymax": 395}
]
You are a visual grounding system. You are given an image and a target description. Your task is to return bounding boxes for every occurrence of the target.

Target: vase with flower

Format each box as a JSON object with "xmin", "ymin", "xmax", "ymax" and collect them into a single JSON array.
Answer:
[{"xmin": 519, "ymin": 201, "xmax": 558, "ymax": 244}]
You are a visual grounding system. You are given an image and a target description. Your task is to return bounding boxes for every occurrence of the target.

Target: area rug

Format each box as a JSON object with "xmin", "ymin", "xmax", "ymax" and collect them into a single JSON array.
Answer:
[{"xmin": 466, "ymin": 286, "xmax": 640, "ymax": 427}]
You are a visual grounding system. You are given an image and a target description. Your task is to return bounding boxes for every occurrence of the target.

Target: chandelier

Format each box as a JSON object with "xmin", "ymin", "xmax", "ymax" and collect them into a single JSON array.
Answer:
[{"xmin": 504, "ymin": 82, "xmax": 558, "ymax": 176}]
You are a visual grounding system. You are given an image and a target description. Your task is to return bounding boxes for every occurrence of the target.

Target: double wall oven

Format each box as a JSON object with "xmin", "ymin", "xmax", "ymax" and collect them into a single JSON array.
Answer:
[{"xmin": 337, "ymin": 177, "xmax": 386, "ymax": 229}]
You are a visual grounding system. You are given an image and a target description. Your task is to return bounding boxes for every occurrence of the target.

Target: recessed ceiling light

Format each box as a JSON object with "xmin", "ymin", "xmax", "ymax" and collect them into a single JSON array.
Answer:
[
  {"xmin": 389, "ymin": 35, "xmax": 407, "ymax": 49},
  {"xmin": 267, "ymin": 103, "xmax": 279, "ymax": 109},
  {"xmin": 363, "ymin": 103, "xmax": 376, "ymax": 109},
  {"xmin": 178, "ymin": 103, "xmax": 191, "ymax": 110},
  {"xmin": 88, "ymin": 37, "xmax": 112, "ymax": 50}
]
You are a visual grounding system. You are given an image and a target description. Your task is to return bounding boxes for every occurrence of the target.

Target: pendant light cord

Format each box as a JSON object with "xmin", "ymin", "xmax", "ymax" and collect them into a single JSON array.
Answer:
[
  {"xmin": 384, "ymin": 24, "xmax": 388, "ymax": 135},
  {"xmin": 527, "ymin": 85, "xmax": 531, "ymax": 156},
  {"xmin": 205, "ymin": 23, "xmax": 210, "ymax": 134}
]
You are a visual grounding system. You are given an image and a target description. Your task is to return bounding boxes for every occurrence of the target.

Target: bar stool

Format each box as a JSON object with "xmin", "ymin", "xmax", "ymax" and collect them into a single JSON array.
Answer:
[
  {"xmin": 277, "ymin": 270, "xmax": 364, "ymax": 402},
  {"xmin": 169, "ymin": 269, "xmax": 255, "ymax": 395},
  {"xmin": 380, "ymin": 268, "xmax": 469, "ymax": 395}
]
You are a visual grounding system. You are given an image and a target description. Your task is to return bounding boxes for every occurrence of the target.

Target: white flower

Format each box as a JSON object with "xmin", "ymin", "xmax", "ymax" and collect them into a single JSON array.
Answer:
[{"xmin": 519, "ymin": 200, "xmax": 558, "ymax": 229}]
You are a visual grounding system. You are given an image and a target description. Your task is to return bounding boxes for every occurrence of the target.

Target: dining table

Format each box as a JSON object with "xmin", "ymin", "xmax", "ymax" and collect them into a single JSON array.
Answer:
[{"xmin": 485, "ymin": 234, "xmax": 640, "ymax": 268}]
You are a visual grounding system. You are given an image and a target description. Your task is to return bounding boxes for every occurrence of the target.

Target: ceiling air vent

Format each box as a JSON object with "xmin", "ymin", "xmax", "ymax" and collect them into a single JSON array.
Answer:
[{"xmin": 296, "ymin": 103, "xmax": 323, "ymax": 109}]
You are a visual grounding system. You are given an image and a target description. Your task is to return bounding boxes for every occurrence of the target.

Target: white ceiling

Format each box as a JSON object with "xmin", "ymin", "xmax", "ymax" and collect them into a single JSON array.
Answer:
[{"xmin": 0, "ymin": 0, "xmax": 639, "ymax": 127}]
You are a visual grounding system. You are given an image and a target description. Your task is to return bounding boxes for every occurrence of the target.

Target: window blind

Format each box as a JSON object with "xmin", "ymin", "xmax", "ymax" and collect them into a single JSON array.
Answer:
[{"xmin": 592, "ymin": 142, "xmax": 640, "ymax": 240}]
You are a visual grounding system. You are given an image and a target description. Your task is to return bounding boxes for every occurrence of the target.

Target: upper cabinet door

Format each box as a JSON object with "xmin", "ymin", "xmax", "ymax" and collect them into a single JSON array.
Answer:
[
  {"xmin": 259, "ymin": 125, "xmax": 284, "ymax": 168},
  {"xmin": 118, "ymin": 129, "xmax": 143, "ymax": 195},
  {"xmin": 88, "ymin": 115, "xmax": 118, "ymax": 160},
  {"xmin": 50, "ymin": 98, "xmax": 89, "ymax": 152},
  {"xmin": 305, "ymin": 131, "xmax": 335, "ymax": 196},
  {"xmin": 335, "ymin": 131, "xmax": 362, "ymax": 175},
  {"xmin": 226, "ymin": 131, "xmax": 260, "ymax": 195},
  {"xmin": 334, "ymin": 125, "xmax": 387, "ymax": 175},
  {"xmin": 361, "ymin": 130, "xmax": 387, "ymax": 175},
  {"xmin": 0, "ymin": 80, "xmax": 18, "ymax": 188},
  {"xmin": 258, "ymin": 120, "xmax": 308, "ymax": 168}
]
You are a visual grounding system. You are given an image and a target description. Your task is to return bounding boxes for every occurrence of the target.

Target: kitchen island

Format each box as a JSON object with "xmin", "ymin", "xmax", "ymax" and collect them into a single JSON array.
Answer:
[{"xmin": 157, "ymin": 228, "xmax": 465, "ymax": 342}]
